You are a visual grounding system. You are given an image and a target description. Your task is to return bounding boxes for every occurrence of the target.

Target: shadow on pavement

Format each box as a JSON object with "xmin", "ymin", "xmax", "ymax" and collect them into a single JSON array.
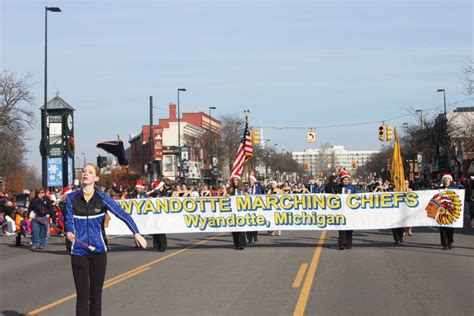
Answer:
[{"xmin": 1, "ymin": 310, "xmax": 23, "ymax": 316}]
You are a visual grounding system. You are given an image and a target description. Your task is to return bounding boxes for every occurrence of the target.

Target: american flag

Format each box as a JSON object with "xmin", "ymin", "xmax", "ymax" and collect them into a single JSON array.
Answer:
[{"xmin": 230, "ymin": 118, "xmax": 253, "ymax": 179}]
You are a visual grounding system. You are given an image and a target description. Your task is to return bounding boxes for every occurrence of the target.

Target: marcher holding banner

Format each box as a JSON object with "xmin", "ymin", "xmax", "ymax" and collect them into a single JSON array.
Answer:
[
  {"xmin": 65, "ymin": 163, "xmax": 147, "ymax": 316},
  {"xmin": 438, "ymin": 173, "xmax": 457, "ymax": 250},
  {"xmin": 246, "ymin": 173, "xmax": 262, "ymax": 243},
  {"xmin": 334, "ymin": 170, "xmax": 357, "ymax": 249},
  {"xmin": 229, "ymin": 176, "xmax": 246, "ymax": 250},
  {"xmin": 147, "ymin": 180, "xmax": 167, "ymax": 252},
  {"xmin": 267, "ymin": 181, "xmax": 283, "ymax": 236},
  {"xmin": 404, "ymin": 180, "xmax": 414, "ymax": 237}
]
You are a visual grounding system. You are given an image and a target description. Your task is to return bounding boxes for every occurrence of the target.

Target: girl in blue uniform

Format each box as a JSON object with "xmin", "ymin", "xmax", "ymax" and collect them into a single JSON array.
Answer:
[{"xmin": 65, "ymin": 163, "xmax": 147, "ymax": 316}]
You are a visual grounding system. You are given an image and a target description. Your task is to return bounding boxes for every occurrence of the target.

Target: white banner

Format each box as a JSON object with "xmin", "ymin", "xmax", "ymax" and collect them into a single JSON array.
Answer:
[{"xmin": 105, "ymin": 189, "xmax": 465, "ymax": 235}]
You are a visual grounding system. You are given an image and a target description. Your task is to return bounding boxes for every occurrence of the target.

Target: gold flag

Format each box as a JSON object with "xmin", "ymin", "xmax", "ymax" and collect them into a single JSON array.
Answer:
[{"xmin": 390, "ymin": 129, "xmax": 406, "ymax": 191}]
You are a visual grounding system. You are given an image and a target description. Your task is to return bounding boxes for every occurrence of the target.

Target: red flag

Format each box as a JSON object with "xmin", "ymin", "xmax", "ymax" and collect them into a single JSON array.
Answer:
[{"xmin": 230, "ymin": 117, "xmax": 253, "ymax": 179}]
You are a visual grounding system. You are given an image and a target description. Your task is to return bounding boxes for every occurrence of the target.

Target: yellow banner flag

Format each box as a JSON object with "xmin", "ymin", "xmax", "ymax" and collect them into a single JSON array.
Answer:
[{"xmin": 390, "ymin": 128, "xmax": 406, "ymax": 192}]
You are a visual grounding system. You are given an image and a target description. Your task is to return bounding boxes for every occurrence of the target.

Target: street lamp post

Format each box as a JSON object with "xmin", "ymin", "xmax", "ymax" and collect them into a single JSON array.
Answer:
[
  {"xmin": 177, "ymin": 88, "xmax": 186, "ymax": 180},
  {"xmin": 149, "ymin": 96, "xmax": 153, "ymax": 183},
  {"xmin": 265, "ymin": 139, "xmax": 270, "ymax": 178},
  {"xmin": 42, "ymin": 6, "xmax": 61, "ymax": 187},
  {"xmin": 208, "ymin": 106, "xmax": 216, "ymax": 185},
  {"xmin": 437, "ymin": 89, "xmax": 449, "ymax": 172},
  {"xmin": 437, "ymin": 89, "xmax": 447, "ymax": 118},
  {"xmin": 81, "ymin": 153, "xmax": 86, "ymax": 168},
  {"xmin": 415, "ymin": 109, "xmax": 423, "ymax": 128},
  {"xmin": 273, "ymin": 144, "xmax": 278, "ymax": 179}
]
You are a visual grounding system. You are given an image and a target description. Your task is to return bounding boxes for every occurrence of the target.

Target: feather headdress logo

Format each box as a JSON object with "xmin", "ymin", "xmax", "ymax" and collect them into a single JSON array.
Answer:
[{"xmin": 425, "ymin": 191, "xmax": 462, "ymax": 225}]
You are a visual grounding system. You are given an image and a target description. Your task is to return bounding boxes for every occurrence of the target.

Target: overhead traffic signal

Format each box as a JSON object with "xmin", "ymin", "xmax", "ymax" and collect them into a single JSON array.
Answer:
[
  {"xmin": 252, "ymin": 130, "xmax": 260, "ymax": 145},
  {"xmin": 378, "ymin": 124, "xmax": 385, "ymax": 142},
  {"xmin": 386, "ymin": 125, "xmax": 393, "ymax": 141}
]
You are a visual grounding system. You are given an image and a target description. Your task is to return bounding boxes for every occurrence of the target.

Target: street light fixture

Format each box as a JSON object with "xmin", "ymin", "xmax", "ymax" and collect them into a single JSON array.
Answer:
[
  {"xmin": 81, "ymin": 153, "xmax": 86, "ymax": 169},
  {"xmin": 177, "ymin": 88, "xmax": 187, "ymax": 180},
  {"xmin": 436, "ymin": 89, "xmax": 447, "ymax": 118},
  {"xmin": 208, "ymin": 106, "xmax": 217, "ymax": 186},
  {"xmin": 208, "ymin": 106, "xmax": 216, "ymax": 132},
  {"xmin": 42, "ymin": 6, "xmax": 61, "ymax": 187},
  {"xmin": 264, "ymin": 139, "xmax": 271, "ymax": 178},
  {"xmin": 437, "ymin": 88, "xmax": 449, "ymax": 172},
  {"xmin": 415, "ymin": 109, "xmax": 423, "ymax": 128},
  {"xmin": 149, "ymin": 96, "xmax": 154, "ymax": 182}
]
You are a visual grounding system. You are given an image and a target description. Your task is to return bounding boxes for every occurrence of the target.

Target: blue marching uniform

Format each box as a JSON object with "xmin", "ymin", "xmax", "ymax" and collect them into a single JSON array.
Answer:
[{"xmin": 65, "ymin": 189, "xmax": 140, "ymax": 316}]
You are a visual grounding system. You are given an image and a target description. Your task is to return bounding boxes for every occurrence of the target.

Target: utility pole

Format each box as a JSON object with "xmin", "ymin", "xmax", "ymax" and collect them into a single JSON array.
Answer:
[{"xmin": 149, "ymin": 96, "xmax": 153, "ymax": 183}]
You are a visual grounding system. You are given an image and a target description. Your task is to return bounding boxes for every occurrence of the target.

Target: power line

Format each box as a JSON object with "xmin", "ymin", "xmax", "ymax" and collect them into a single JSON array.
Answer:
[{"xmin": 253, "ymin": 98, "xmax": 474, "ymax": 130}]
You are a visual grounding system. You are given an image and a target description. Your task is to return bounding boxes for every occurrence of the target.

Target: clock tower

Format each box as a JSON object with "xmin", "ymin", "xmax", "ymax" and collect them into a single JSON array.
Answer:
[{"xmin": 40, "ymin": 95, "xmax": 75, "ymax": 188}]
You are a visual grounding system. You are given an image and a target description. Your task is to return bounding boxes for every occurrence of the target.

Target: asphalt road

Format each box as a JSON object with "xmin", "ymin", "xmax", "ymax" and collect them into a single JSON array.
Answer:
[{"xmin": 1, "ymin": 217, "xmax": 473, "ymax": 316}]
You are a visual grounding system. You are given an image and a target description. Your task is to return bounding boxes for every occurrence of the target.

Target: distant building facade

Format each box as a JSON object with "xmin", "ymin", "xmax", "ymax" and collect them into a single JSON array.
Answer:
[
  {"xmin": 126, "ymin": 104, "xmax": 221, "ymax": 182},
  {"xmin": 292, "ymin": 145, "xmax": 379, "ymax": 176}
]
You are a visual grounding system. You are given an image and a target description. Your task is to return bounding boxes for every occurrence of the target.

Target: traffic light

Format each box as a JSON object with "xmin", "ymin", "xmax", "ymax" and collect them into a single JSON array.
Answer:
[
  {"xmin": 378, "ymin": 124, "xmax": 385, "ymax": 142},
  {"xmin": 97, "ymin": 155, "xmax": 107, "ymax": 168},
  {"xmin": 253, "ymin": 130, "xmax": 260, "ymax": 145},
  {"xmin": 386, "ymin": 125, "xmax": 393, "ymax": 141}
]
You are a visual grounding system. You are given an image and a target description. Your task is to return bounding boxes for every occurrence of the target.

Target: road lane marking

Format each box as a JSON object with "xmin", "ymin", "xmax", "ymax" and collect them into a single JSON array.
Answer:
[
  {"xmin": 25, "ymin": 294, "xmax": 77, "ymax": 316},
  {"xmin": 25, "ymin": 233, "xmax": 224, "ymax": 315},
  {"xmin": 292, "ymin": 263, "xmax": 309, "ymax": 288},
  {"xmin": 103, "ymin": 267, "xmax": 150, "ymax": 289},
  {"xmin": 293, "ymin": 231, "xmax": 327, "ymax": 316},
  {"xmin": 25, "ymin": 267, "xmax": 151, "ymax": 316}
]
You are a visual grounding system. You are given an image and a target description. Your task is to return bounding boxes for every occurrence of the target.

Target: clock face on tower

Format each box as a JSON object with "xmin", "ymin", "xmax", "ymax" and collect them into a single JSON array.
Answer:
[{"xmin": 67, "ymin": 114, "xmax": 73, "ymax": 131}]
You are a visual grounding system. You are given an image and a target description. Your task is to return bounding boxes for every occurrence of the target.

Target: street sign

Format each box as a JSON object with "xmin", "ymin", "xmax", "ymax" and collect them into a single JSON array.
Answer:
[
  {"xmin": 48, "ymin": 144, "xmax": 63, "ymax": 157},
  {"xmin": 181, "ymin": 145, "xmax": 189, "ymax": 161},
  {"xmin": 307, "ymin": 131, "xmax": 316, "ymax": 143}
]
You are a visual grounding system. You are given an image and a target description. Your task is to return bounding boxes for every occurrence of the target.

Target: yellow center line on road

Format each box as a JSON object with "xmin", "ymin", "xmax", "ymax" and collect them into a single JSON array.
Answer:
[
  {"xmin": 102, "ymin": 267, "xmax": 150, "ymax": 289},
  {"xmin": 292, "ymin": 263, "xmax": 309, "ymax": 288},
  {"xmin": 293, "ymin": 231, "xmax": 327, "ymax": 316},
  {"xmin": 25, "ymin": 233, "xmax": 225, "ymax": 316}
]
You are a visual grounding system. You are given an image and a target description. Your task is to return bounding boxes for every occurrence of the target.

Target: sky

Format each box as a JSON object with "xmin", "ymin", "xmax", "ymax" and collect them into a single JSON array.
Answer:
[{"xmin": 1, "ymin": 0, "xmax": 472, "ymax": 170}]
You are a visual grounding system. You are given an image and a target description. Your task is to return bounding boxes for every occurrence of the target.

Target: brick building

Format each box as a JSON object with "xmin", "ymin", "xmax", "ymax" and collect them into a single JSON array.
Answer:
[{"xmin": 127, "ymin": 104, "xmax": 221, "ymax": 181}]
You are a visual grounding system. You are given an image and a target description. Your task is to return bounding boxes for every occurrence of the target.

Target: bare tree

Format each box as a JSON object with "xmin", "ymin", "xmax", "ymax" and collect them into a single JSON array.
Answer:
[
  {"xmin": 0, "ymin": 70, "xmax": 35, "ymax": 134},
  {"xmin": 220, "ymin": 114, "xmax": 244, "ymax": 176},
  {"xmin": 462, "ymin": 59, "xmax": 474, "ymax": 96},
  {"xmin": 0, "ymin": 70, "xmax": 37, "ymax": 190}
]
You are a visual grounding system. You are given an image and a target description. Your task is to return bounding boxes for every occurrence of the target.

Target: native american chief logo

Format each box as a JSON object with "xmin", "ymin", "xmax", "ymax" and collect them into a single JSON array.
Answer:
[{"xmin": 425, "ymin": 190, "xmax": 462, "ymax": 225}]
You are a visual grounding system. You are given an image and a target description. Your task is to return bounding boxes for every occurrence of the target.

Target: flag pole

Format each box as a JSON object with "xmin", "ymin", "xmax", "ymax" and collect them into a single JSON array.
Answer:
[{"xmin": 244, "ymin": 109, "xmax": 250, "ymax": 183}]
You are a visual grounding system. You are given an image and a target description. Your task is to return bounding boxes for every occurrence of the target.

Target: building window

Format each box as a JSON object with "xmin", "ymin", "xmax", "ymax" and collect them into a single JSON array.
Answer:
[{"xmin": 164, "ymin": 155, "xmax": 173, "ymax": 172}]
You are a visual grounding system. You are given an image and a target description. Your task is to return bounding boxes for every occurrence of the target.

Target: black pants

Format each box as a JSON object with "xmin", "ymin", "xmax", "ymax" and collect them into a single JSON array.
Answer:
[
  {"xmin": 338, "ymin": 230, "xmax": 353, "ymax": 248},
  {"xmin": 16, "ymin": 232, "xmax": 22, "ymax": 246},
  {"xmin": 246, "ymin": 231, "xmax": 258, "ymax": 243},
  {"xmin": 152, "ymin": 234, "xmax": 167, "ymax": 252},
  {"xmin": 232, "ymin": 232, "xmax": 246, "ymax": 249},
  {"xmin": 440, "ymin": 227, "xmax": 454, "ymax": 247},
  {"xmin": 392, "ymin": 228, "xmax": 404, "ymax": 242},
  {"xmin": 71, "ymin": 253, "xmax": 107, "ymax": 316}
]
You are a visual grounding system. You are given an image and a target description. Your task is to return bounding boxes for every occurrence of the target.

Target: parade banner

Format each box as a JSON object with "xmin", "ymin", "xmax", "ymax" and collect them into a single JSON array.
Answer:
[{"xmin": 105, "ymin": 189, "xmax": 465, "ymax": 235}]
